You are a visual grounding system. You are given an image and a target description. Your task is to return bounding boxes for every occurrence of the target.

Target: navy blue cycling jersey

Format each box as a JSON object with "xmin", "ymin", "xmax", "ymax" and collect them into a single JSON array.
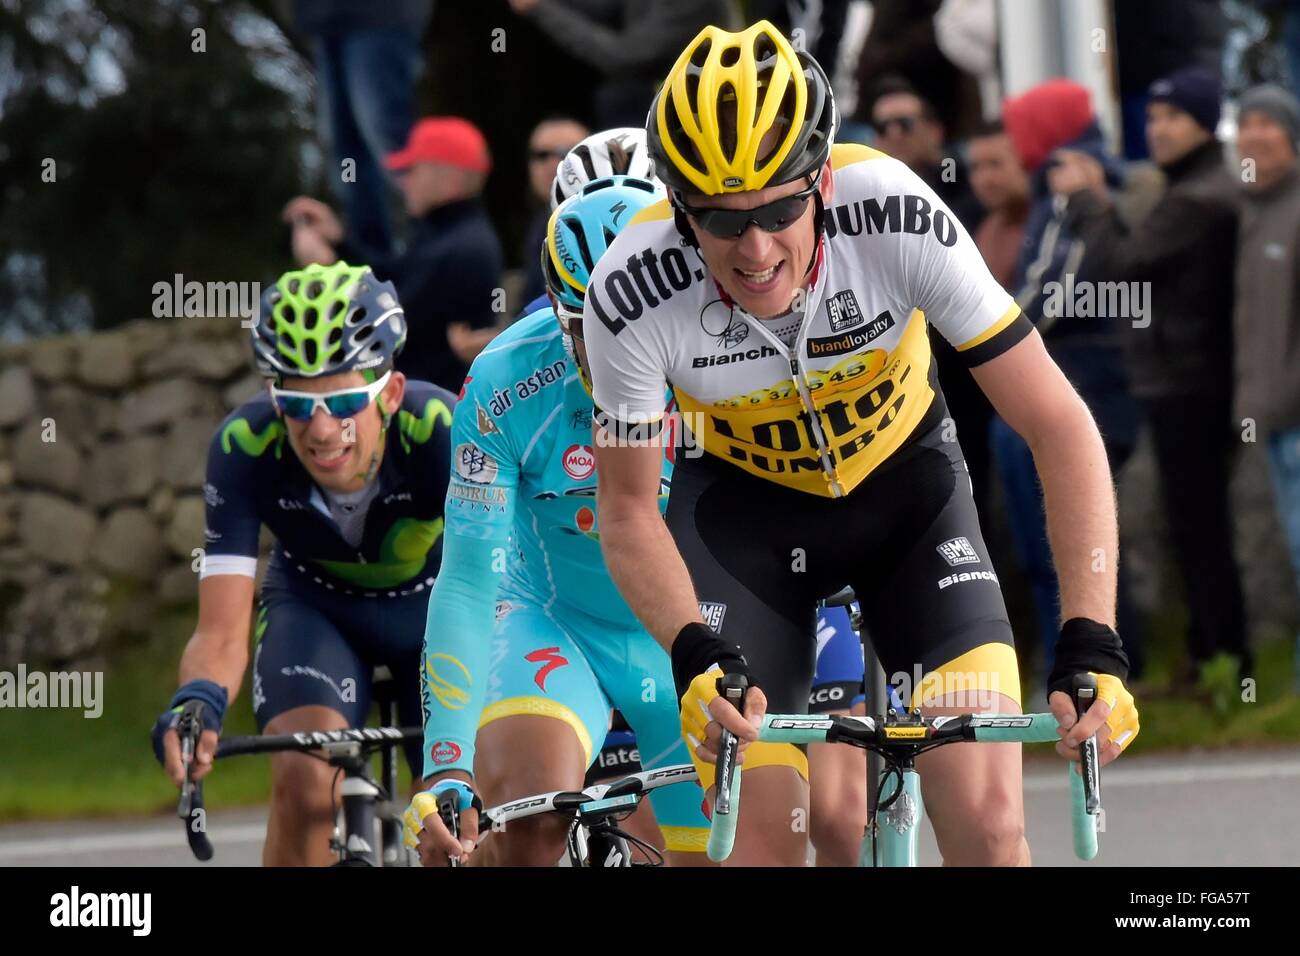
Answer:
[{"xmin": 202, "ymin": 379, "xmax": 457, "ymax": 597}]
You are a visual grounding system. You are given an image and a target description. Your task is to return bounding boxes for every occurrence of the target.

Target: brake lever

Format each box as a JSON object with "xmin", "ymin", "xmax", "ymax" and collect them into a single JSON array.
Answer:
[{"xmin": 713, "ymin": 672, "xmax": 748, "ymax": 816}]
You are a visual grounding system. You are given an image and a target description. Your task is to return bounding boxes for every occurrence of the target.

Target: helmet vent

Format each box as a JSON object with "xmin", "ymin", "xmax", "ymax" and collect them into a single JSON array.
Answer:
[
  {"xmin": 303, "ymin": 338, "xmax": 317, "ymax": 367},
  {"xmin": 753, "ymin": 33, "xmax": 778, "ymax": 66},
  {"xmin": 329, "ymin": 299, "xmax": 345, "ymax": 319},
  {"xmin": 306, "ymin": 280, "xmax": 323, "ymax": 299},
  {"xmin": 287, "ymin": 279, "xmax": 300, "ymax": 294},
  {"xmin": 573, "ymin": 145, "xmax": 597, "ymax": 181},
  {"xmin": 328, "ymin": 326, "xmax": 343, "ymax": 346},
  {"xmin": 690, "ymin": 37, "xmax": 712, "ymax": 68},
  {"xmin": 348, "ymin": 306, "xmax": 368, "ymax": 326},
  {"xmin": 302, "ymin": 306, "xmax": 318, "ymax": 330},
  {"xmin": 719, "ymin": 45, "xmax": 740, "ymax": 68}
]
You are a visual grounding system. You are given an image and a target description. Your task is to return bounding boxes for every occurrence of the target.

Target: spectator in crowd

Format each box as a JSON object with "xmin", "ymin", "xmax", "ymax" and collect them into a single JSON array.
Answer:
[
  {"xmin": 1056, "ymin": 66, "xmax": 1251, "ymax": 697},
  {"xmin": 992, "ymin": 78, "xmax": 1143, "ymax": 684},
  {"xmin": 283, "ymin": 117, "xmax": 504, "ymax": 393},
  {"xmin": 966, "ymin": 120, "xmax": 1029, "ymax": 289},
  {"xmin": 1233, "ymin": 84, "xmax": 1300, "ymax": 691},
  {"xmin": 854, "ymin": 0, "xmax": 984, "ymax": 141},
  {"xmin": 505, "ymin": 0, "xmax": 740, "ymax": 128},
  {"xmin": 1113, "ymin": 0, "xmax": 1226, "ymax": 159},
  {"xmin": 519, "ymin": 116, "xmax": 590, "ymax": 305},
  {"xmin": 867, "ymin": 75, "xmax": 983, "ymax": 228},
  {"xmin": 866, "ymin": 76, "xmax": 992, "ymax": 522},
  {"xmin": 294, "ymin": 0, "xmax": 434, "ymax": 257}
]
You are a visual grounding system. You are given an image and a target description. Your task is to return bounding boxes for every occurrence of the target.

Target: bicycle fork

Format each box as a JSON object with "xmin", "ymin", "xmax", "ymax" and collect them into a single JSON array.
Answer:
[{"xmin": 860, "ymin": 762, "xmax": 924, "ymax": 867}]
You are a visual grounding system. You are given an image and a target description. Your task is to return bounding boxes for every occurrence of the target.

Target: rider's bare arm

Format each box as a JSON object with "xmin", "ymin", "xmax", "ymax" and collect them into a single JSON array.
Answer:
[
  {"xmin": 593, "ymin": 436, "xmax": 702, "ymax": 652},
  {"xmin": 971, "ymin": 329, "xmax": 1118, "ymax": 628},
  {"xmin": 178, "ymin": 574, "xmax": 257, "ymax": 699}
]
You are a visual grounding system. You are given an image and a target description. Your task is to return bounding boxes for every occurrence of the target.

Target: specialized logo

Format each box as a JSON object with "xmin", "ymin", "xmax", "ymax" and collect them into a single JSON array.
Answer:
[
  {"xmin": 454, "ymin": 442, "xmax": 498, "ymax": 484},
  {"xmin": 698, "ymin": 601, "xmax": 727, "ymax": 632},
  {"xmin": 823, "ymin": 193, "xmax": 959, "ymax": 247},
  {"xmin": 477, "ymin": 404, "xmax": 499, "ymax": 435},
  {"xmin": 429, "ymin": 740, "xmax": 462, "ymax": 765},
  {"xmin": 425, "ymin": 653, "xmax": 471, "ymax": 710},
  {"xmin": 562, "ymin": 444, "xmax": 596, "ymax": 480},
  {"xmin": 826, "ymin": 289, "xmax": 865, "ymax": 332},
  {"xmin": 525, "ymin": 646, "xmax": 570, "ymax": 692},
  {"xmin": 937, "ymin": 569, "xmax": 999, "ymax": 590},
  {"xmin": 807, "ymin": 310, "xmax": 895, "ymax": 358},
  {"xmin": 936, "ymin": 536, "xmax": 980, "ymax": 567}
]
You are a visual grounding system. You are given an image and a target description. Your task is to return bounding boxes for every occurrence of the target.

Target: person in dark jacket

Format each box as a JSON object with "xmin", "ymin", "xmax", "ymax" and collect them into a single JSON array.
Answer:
[
  {"xmin": 1234, "ymin": 84, "xmax": 1300, "ymax": 691},
  {"xmin": 505, "ymin": 0, "xmax": 739, "ymax": 128},
  {"xmin": 283, "ymin": 117, "xmax": 504, "ymax": 394},
  {"xmin": 1056, "ymin": 66, "xmax": 1251, "ymax": 693},
  {"xmin": 294, "ymin": 0, "xmax": 434, "ymax": 257},
  {"xmin": 993, "ymin": 78, "xmax": 1144, "ymax": 683}
]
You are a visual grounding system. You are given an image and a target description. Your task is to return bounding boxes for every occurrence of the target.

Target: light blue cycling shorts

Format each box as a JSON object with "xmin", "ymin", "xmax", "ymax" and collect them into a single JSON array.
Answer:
[{"xmin": 480, "ymin": 595, "xmax": 710, "ymax": 853}]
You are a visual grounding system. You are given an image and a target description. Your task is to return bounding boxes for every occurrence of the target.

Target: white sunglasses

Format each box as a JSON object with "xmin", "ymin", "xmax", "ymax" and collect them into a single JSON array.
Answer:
[{"xmin": 270, "ymin": 370, "xmax": 392, "ymax": 421}]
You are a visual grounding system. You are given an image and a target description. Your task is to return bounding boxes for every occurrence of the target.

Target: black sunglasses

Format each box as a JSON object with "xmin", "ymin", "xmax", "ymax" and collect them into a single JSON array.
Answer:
[
  {"xmin": 530, "ymin": 146, "xmax": 577, "ymax": 163},
  {"xmin": 675, "ymin": 174, "xmax": 821, "ymax": 240},
  {"xmin": 873, "ymin": 115, "xmax": 920, "ymax": 136}
]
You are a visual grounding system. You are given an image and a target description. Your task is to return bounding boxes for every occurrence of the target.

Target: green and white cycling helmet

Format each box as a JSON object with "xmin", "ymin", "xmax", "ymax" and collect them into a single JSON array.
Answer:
[{"xmin": 252, "ymin": 261, "xmax": 407, "ymax": 379}]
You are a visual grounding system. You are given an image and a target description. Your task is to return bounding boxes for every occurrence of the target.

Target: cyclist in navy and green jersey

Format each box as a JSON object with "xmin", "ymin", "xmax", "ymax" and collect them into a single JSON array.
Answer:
[{"xmin": 151, "ymin": 261, "xmax": 456, "ymax": 866}]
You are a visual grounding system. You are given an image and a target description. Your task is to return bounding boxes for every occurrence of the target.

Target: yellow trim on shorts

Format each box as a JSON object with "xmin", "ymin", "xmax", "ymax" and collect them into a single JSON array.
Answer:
[
  {"xmin": 660, "ymin": 826, "xmax": 711, "ymax": 853},
  {"xmin": 696, "ymin": 741, "xmax": 810, "ymax": 791},
  {"xmin": 478, "ymin": 696, "xmax": 594, "ymax": 765},
  {"xmin": 954, "ymin": 303, "xmax": 1023, "ymax": 353},
  {"xmin": 909, "ymin": 642, "xmax": 1022, "ymax": 710}
]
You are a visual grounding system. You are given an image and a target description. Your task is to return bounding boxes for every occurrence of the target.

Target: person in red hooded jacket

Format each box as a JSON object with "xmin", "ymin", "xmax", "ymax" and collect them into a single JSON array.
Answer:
[{"xmin": 989, "ymin": 79, "xmax": 1145, "ymax": 689}]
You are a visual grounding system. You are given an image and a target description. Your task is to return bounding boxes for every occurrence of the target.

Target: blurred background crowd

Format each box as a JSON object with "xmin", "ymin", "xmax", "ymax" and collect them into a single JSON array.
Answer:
[{"xmin": 4, "ymin": 0, "xmax": 1300, "ymax": 708}]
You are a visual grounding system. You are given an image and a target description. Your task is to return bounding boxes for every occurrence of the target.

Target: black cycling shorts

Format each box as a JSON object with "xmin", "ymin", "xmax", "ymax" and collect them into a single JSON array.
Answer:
[{"xmin": 666, "ymin": 421, "xmax": 1020, "ymax": 715}]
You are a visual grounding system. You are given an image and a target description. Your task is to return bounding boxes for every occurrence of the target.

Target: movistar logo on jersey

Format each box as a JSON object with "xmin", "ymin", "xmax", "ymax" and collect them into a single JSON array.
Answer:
[
  {"xmin": 588, "ymin": 247, "xmax": 706, "ymax": 336},
  {"xmin": 692, "ymin": 345, "xmax": 778, "ymax": 368},
  {"xmin": 823, "ymin": 194, "xmax": 959, "ymax": 247},
  {"xmin": 221, "ymin": 417, "xmax": 286, "ymax": 459},
  {"xmin": 398, "ymin": 398, "xmax": 453, "ymax": 450}
]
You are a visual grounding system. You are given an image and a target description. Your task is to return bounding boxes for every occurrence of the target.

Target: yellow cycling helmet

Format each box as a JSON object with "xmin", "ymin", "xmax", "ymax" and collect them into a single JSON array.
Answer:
[{"xmin": 648, "ymin": 20, "xmax": 839, "ymax": 196}]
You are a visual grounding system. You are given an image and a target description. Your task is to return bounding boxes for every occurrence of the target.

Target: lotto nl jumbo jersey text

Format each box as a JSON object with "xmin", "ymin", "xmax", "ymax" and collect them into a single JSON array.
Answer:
[{"xmin": 582, "ymin": 144, "xmax": 1032, "ymax": 497}]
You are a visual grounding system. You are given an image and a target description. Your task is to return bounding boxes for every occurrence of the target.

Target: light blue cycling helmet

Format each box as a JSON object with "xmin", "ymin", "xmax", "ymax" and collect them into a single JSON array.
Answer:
[{"xmin": 541, "ymin": 174, "xmax": 665, "ymax": 333}]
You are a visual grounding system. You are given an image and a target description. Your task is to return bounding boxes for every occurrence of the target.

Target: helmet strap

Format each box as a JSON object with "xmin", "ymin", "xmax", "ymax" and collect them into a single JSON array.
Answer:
[{"xmin": 806, "ymin": 190, "xmax": 827, "ymax": 280}]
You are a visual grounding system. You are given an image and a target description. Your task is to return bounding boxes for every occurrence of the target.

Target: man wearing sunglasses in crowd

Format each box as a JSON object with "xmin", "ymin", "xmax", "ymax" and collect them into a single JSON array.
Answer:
[
  {"xmin": 583, "ymin": 21, "xmax": 1141, "ymax": 865},
  {"xmin": 151, "ymin": 262, "xmax": 457, "ymax": 865}
]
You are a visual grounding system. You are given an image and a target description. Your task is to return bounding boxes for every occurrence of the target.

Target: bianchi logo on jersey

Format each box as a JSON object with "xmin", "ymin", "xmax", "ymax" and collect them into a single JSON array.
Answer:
[
  {"xmin": 692, "ymin": 345, "xmax": 778, "ymax": 368},
  {"xmin": 937, "ymin": 569, "xmax": 999, "ymax": 590},
  {"xmin": 936, "ymin": 536, "xmax": 980, "ymax": 567},
  {"xmin": 455, "ymin": 442, "xmax": 498, "ymax": 484},
  {"xmin": 699, "ymin": 601, "xmax": 727, "ymax": 632},
  {"xmin": 826, "ymin": 289, "xmax": 865, "ymax": 332}
]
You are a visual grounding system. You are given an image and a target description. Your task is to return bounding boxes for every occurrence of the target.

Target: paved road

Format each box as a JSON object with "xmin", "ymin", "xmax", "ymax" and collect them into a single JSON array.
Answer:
[{"xmin": 2, "ymin": 748, "xmax": 1298, "ymax": 866}]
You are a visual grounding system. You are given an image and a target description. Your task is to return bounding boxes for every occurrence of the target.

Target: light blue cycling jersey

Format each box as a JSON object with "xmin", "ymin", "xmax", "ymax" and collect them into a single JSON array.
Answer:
[{"xmin": 419, "ymin": 307, "xmax": 675, "ymax": 777}]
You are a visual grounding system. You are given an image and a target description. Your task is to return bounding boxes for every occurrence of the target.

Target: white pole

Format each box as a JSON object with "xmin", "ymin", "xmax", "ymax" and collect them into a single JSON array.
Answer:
[
  {"xmin": 1058, "ymin": 0, "xmax": 1122, "ymax": 152},
  {"xmin": 998, "ymin": 0, "xmax": 1062, "ymax": 97}
]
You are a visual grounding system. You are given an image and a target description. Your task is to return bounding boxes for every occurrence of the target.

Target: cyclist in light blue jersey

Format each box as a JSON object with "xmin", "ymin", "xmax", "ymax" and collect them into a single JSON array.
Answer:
[{"xmin": 405, "ymin": 176, "xmax": 712, "ymax": 866}]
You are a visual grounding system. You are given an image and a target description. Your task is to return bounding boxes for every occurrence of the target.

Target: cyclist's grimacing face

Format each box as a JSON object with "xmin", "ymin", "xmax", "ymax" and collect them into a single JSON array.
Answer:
[
  {"xmin": 276, "ymin": 370, "xmax": 406, "ymax": 493},
  {"xmin": 685, "ymin": 161, "xmax": 834, "ymax": 320}
]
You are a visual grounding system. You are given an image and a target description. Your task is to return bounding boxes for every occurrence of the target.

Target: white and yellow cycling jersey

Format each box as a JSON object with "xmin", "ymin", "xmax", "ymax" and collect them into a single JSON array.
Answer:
[{"xmin": 582, "ymin": 143, "xmax": 1033, "ymax": 498}]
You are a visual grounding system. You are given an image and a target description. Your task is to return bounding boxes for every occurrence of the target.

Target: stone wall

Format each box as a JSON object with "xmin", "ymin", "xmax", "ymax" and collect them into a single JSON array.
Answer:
[
  {"xmin": 0, "ymin": 317, "xmax": 264, "ymax": 668},
  {"xmin": 0, "ymin": 316, "xmax": 1296, "ymax": 670}
]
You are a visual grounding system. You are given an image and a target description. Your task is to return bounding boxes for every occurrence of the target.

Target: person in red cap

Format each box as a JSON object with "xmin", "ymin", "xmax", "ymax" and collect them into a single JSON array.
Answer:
[{"xmin": 283, "ymin": 116, "xmax": 504, "ymax": 392}]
